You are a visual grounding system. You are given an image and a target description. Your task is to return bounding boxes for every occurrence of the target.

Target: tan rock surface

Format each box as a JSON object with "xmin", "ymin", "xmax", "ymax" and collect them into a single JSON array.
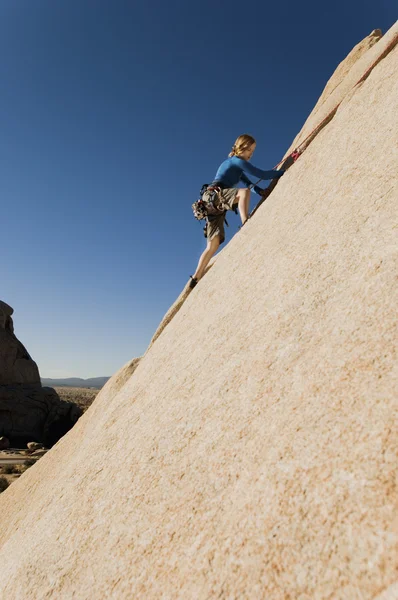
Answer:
[
  {"xmin": 99, "ymin": 357, "xmax": 141, "ymax": 398},
  {"xmin": 311, "ymin": 29, "xmax": 381, "ymax": 115},
  {"xmin": 284, "ymin": 22, "xmax": 398, "ymax": 159},
  {"xmin": 149, "ymin": 257, "xmax": 219, "ymax": 350},
  {"xmin": 0, "ymin": 27, "xmax": 397, "ymax": 599}
]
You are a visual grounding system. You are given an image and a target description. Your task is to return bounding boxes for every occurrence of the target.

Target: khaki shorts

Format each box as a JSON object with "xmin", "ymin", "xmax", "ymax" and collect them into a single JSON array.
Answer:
[{"xmin": 203, "ymin": 187, "xmax": 239, "ymax": 244}]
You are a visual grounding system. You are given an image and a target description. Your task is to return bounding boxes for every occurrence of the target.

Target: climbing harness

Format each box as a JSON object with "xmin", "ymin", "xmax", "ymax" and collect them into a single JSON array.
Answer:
[
  {"xmin": 193, "ymin": 177, "xmax": 263, "ymax": 220},
  {"xmin": 193, "ymin": 176, "xmax": 268, "ymax": 238},
  {"xmin": 193, "ymin": 182, "xmax": 239, "ymax": 237},
  {"xmin": 191, "ymin": 184, "xmax": 224, "ymax": 221}
]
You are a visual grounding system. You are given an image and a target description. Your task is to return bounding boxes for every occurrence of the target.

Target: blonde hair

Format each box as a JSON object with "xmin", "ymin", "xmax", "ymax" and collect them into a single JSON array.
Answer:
[{"xmin": 228, "ymin": 134, "xmax": 256, "ymax": 158}]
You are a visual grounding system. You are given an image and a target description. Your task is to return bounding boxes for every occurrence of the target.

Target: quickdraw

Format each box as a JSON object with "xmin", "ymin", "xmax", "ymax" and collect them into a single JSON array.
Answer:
[{"xmin": 291, "ymin": 149, "xmax": 301, "ymax": 162}]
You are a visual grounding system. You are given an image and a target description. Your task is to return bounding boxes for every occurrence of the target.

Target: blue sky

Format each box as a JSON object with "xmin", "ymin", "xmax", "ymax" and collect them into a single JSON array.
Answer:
[{"xmin": 1, "ymin": 1, "xmax": 395, "ymax": 378}]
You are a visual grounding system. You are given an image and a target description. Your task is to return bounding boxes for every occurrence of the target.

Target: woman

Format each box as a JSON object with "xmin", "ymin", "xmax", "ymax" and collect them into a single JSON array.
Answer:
[{"xmin": 189, "ymin": 134, "xmax": 285, "ymax": 289}]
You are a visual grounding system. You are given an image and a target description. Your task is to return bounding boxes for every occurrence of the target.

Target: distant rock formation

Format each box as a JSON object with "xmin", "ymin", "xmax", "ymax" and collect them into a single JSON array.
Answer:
[
  {"xmin": 0, "ymin": 436, "xmax": 10, "ymax": 450},
  {"xmin": 0, "ymin": 301, "xmax": 82, "ymax": 447},
  {"xmin": 40, "ymin": 376, "xmax": 110, "ymax": 389},
  {"xmin": 0, "ymin": 301, "xmax": 40, "ymax": 385}
]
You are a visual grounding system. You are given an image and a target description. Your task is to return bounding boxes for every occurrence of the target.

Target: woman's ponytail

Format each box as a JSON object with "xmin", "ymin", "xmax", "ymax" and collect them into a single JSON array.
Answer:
[{"xmin": 228, "ymin": 134, "xmax": 256, "ymax": 158}]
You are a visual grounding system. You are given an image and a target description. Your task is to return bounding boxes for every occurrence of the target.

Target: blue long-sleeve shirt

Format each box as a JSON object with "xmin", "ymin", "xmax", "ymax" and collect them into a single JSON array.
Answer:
[{"xmin": 213, "ymin": 156, "xmax": 285, "ymax": 195}]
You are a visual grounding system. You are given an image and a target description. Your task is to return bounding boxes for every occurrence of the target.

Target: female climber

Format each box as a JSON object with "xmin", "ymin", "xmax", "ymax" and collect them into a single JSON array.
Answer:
[{"xmin": 189, "ymin": 134, "xmax": 285, "ymax": 289}]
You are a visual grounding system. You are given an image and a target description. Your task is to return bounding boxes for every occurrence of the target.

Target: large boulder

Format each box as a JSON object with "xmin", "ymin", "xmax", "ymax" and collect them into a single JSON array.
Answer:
[
  {"xmin": 0, "ymin": 25, "xmax": 397, "ymax": 599},
  {"xmin": 0, "ymin": 301, "xmax": 40, "ymax": 385},
  {"xmin": 0, "ymin": 384, "xmax": 82, "ymax": 447},
  {"xmin": 0, "ymin": 302, "xmax": 82, "ymax": 447},
  {"xmin": 0, "ymin": 436, "xmax": 10, "ymax": 450}
]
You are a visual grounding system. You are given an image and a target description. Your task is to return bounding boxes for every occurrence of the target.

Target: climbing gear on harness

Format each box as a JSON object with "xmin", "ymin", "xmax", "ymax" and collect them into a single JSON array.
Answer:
[
  {"xmin": 193, "ymin": 183, "xmax": 235, "ymax": 240},
  {"xmin": 193, "ymin": 176, "xmax": 266, "ymax": 238},
  {"xmin": 291, "ymin": 149, "xmax": 301, "ymax": 162},
  {"xmin": 192, "ymin": 184, "xmax": 225, "ymax": 220}
]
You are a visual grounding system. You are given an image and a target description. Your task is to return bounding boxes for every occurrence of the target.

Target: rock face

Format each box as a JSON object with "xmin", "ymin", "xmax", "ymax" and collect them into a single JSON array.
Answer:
[
  {"xmin": 0, "ymin": 301, "xmax": 40, "ymax": 385},
  {"xmin": 0, "ymin": 302, "xmax": 82, "ymax": 447},
  {"xmin": 0, "ymin": 437, "xmax": 10, "ymax": 450},
  {"xmin": 284, "ymin": 24, "xmax": 398, "ymax": 159},
  {"xmin": 99, "ymin": 357, "xmax": 141, "ymax": 398},
  {"xmin": 311, "ymin": 28, "xmax": 382, "ymax": 115},
  {"xmin": 0, "ymin": 25, "xmax": 397, "ymax": 599}
]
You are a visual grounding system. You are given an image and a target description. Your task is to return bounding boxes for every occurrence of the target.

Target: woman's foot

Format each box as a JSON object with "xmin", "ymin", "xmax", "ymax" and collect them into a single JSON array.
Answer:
[
  {"xmin": 188, "ymin": 276, "xmax": 198, "ymax": 289},
  {"xmin": 239, "ymin": 216, "xmax": 250, "ymax": 229}
]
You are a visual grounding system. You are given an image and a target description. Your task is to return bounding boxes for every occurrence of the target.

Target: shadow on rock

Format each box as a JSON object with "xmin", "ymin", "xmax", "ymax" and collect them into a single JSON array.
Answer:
[{"xmin": 0, "ymin": 384, "xmax": 82, "ymax": 448}]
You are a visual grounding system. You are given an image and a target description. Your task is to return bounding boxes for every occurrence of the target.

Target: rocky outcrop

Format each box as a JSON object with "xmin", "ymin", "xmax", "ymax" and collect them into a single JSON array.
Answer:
[
  {"xmin": 0, "ymin": 25, "xmax": 397, "ymax": 599},
  {"xmin": 0, "ymin": 384, "xmax": 82, "ymax": 447},
  {"xmin": 0, "ymin": 301, "xmax": 40, "ymax": 385},
  {"xmin": 0, "ymin": 437, "xmax": 10, "ymax": 450},
  {"xmin": 0, "ymin": 302, "xmax": 82, "ymax": 447}
]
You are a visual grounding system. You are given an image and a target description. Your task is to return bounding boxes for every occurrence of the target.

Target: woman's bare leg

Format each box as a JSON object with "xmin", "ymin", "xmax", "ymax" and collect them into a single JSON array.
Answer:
[
  {"xmin": 236, "ymin": 188, "xmax": 251, "ymax": 224},
  {"xmin": 192, "ymin": 235, "xmax": 220, "ymax": 281}
]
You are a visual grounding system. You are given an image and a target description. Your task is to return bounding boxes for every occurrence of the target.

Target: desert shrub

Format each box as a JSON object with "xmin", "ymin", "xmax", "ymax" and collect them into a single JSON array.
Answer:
[
  {"xmin": 0, "ymin": 465, "xmax": 16, "ymax": 474},
  {"xmin": 0, "ymin": 476, "xmax": 9, "ymax": 493},
  {"xmin": 14, "ymin": 464, "xmax": 28, "ymax": 474},
  {"xmin": 54, "ymin": 387, "xmax": 98, "ymax": 413}
]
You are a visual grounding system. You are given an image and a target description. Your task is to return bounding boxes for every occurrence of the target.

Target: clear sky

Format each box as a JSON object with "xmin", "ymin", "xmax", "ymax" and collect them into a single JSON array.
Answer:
[{"xmin": 2, "ymin": 1, "xmax": 395, "ymax": 378}]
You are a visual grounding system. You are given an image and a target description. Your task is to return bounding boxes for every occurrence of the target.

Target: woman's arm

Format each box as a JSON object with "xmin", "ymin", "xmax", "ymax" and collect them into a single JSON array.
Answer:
[
  {"xmin": 232, "ymin": 156, "xmax": 285, "ymax": 181},
  {"xmin": 240, "ymin": 172, "xmax": 263, "ymax": 195}
]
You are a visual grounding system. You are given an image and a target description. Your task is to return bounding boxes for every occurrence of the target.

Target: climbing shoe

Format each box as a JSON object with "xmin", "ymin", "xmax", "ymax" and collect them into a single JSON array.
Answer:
[
  {"xmin": 189, "ymin": 276, "xmax": 198, "ymax": 289},
  {"xmin": 239, "ymin": 216, "xmax": 250, "ymax": 230}
]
